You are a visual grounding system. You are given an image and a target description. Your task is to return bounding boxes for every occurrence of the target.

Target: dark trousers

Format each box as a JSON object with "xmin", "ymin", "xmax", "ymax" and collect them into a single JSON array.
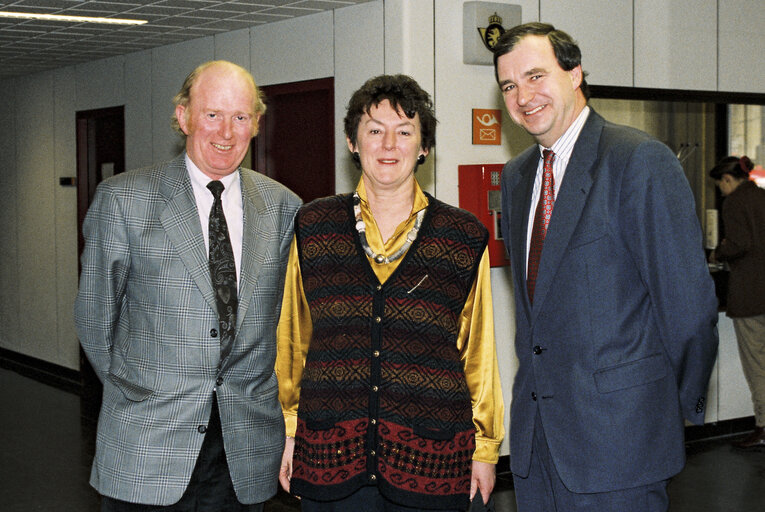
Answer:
[
  {"xmin": 101, "ymin": 395, "xmax": 264, "ymax": 512},
  {"xmin": 513, "ymin": 411, "xmax": 669, "ymax": 512},
  {"xmin": 300, "ymin": 485, "xmax": 469, "ymax": 512}
]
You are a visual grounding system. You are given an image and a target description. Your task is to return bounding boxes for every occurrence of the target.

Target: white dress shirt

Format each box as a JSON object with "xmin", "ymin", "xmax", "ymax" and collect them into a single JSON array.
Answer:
[
  {"xmin": 525, "ymin": 106, "xmax": 591, "ymax": 274},
  {"xmin": 186, "ymin": 154, "xmax": 244, "ymax": 284}
]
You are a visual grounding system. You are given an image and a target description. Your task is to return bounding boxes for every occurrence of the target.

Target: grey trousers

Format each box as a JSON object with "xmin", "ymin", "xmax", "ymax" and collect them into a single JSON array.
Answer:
[{"xmin": 733, "ymin": 314, "xmax": 765, "ymax": 426}]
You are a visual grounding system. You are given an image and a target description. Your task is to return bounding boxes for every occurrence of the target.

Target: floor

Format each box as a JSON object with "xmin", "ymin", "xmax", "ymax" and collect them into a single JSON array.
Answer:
[{"xmin": 2, "ymin": 367, "xmax": 764, "ymax": 512}]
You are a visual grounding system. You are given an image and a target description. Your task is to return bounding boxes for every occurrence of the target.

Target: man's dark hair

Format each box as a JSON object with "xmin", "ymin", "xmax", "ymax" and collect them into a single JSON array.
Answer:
[
  {"xmin": 344, "ymin": 74, "xmax": 437, "ymax": 153},
  {"xmin": 492, "ymin": 22, "xmax": 590, "ymax": 100}
]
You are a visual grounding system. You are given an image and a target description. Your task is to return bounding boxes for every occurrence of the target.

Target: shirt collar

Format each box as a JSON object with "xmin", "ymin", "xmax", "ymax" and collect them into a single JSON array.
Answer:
[
  {"xmin": 185, "ymin": 153, "xmax": 240, "ymax": 191},
  {"xmin": 539, "ymin": 105, "xmax": 591, "ymax": 161},
  {"xmin": 355, "ymin": 178, "xmax": 429, "ymax": 216}
]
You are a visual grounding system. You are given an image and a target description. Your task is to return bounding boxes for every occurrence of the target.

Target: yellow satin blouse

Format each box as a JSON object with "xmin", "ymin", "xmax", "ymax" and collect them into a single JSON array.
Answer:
[{"xmin": 276, "ymin": 179, "xmax": 505, "ymax": 463}]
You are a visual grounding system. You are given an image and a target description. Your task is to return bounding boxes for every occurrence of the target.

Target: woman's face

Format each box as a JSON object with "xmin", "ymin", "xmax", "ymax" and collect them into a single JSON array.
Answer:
[
  {"xmin": 716, "ymin": 174, "xmax": 742, "ymax": 196},
  {"xmin": 348, "ymin": 99, "xmax": 427, "ymax": 193}
]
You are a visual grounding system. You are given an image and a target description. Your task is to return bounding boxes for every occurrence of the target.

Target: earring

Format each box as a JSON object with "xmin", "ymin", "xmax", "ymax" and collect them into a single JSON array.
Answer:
[{"xmin": 417, "ymin": 154, "xmax": 426, "ymax": 165}]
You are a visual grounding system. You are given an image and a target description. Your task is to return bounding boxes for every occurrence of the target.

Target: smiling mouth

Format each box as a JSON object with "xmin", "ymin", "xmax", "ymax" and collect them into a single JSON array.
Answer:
[
  {"xmin": 378, "ymin": 159, "xmax": 398, "ymax": 164},
  {"xmin": 525, "ymin": 105, "xmax": 545, "ymax": 116},
  {"xmin": 212, "ymin": 143, "xmax": 232, "ymax": 150}
]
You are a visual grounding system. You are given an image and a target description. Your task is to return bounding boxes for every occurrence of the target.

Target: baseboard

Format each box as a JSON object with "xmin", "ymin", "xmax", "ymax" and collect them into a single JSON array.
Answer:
[
  {"xmin": 0, "ymin": 347, "xmax": 82, "ymax": 394},
  {"xmin": 685, "ymin": 416, "xmax": 757, "ymax": 443}
]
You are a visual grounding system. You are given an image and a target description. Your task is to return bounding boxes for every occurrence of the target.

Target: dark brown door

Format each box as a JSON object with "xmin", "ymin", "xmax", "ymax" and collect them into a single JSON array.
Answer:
[
  {"xmin": 253, "ymin": 77, "xmax": 335, "ymax": 203},
  {"xmin": 76, "ymin": 106, "xmax": 125, "ymax": 421}
]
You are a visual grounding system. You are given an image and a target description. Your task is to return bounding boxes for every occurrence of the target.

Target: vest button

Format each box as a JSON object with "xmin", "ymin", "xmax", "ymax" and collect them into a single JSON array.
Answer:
[
  {"xmin": 531, "ymin": 392, "xmax": 537, "ymax": 401},
  {"xmin": 374, "ymin": 316, "xmax": 382, "ymax": 323},
  {"xmin": 373, "ymin": 350, "xmax": 380, "ymax": 357},
  {"xmin": 369, "ymin": 474, "xmax": 377, "ymax": 482},
  {"xmin": 372, "ymin": 385, "xmax": 378, "ymax": 392},
  {"xmin": 370, "ymin": 418, "xmax": 377, "ymax": 425},
  {"xmin": 376, "ymin": 285, "xmax": 382, "ymax": 291},
  {"xmin": 370, "ymin": 450, "xmax": 376, "ymax": 456},
  {"xmin": 216, "ymin": 377, "xmax": 224, "ymax": 386}
]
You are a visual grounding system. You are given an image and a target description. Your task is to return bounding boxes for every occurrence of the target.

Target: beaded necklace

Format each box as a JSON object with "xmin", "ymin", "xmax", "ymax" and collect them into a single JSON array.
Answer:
[{"xmin": 353, "ymin": 192, "xmax": 425, "ymax": 265}]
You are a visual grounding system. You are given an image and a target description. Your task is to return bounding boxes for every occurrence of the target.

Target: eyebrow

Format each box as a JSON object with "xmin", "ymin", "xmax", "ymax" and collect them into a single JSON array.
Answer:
[
  {"xmin": 364, "ymin": 117, "xmax": 415, "ymax": 129},
  {"xmin": 498, "ymin": 67, "xmax": 548, "ymax": 88}
]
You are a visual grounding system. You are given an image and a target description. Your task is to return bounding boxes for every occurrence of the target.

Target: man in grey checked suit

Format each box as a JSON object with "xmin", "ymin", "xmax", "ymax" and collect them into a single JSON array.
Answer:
[{"xmin": 75, "ymin": 60, "xmax": 301, "ymax": 511}]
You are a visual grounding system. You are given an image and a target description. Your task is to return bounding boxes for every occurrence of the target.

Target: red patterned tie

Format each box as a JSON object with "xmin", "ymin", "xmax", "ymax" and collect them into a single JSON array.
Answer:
[{"xmin": 527, "ymin": 149, "xmax": 556, "ymax": 303}]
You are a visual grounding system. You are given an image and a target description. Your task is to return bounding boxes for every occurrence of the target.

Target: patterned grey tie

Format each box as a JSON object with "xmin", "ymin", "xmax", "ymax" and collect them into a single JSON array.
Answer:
[{"xmin": 207, "ymin": 180, "xmax": 238, "ymax": 362}]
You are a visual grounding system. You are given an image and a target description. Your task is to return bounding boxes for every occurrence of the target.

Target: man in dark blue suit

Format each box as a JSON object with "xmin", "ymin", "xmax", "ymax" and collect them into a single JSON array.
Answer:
[{"xmin": 493, "ymin": 23, "xmax": 719, "ymax": 511}]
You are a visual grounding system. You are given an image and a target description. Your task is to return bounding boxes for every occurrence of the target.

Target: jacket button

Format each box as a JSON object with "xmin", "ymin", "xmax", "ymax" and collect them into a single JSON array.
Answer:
[
  {"xmin": 198, "ymin": 425, "xmax": 207, "ymax": 434},
  {"xmin": 533, "ymin": 346, "xmax": 543, "ymax": 355},
  {"xmin": 531, "ymin": 392, "xmax": 537, "ymax": 401},
  {"xmin": 210, "ymin": 328, "xmax": 218, "ymax": 338},
  {"xmin": 216, "ymin": 377, "xmax": 224, "ymax": 386}
]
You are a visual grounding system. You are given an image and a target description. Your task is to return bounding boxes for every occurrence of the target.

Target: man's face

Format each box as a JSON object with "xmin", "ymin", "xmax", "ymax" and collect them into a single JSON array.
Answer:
[
  {"xmin": 496, "ymin": 35, "xmax": 583, "ymax": 148},
  {"xmin": 176, "ymin": 64, "xmax": 258, "ymax": 180}
]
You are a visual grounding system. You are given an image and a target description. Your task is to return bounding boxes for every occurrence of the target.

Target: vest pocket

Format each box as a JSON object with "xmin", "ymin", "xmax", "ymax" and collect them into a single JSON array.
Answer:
[
  {"xmin": 412, "ymin": 423, "xmax": 457, "ymax": 441},
  {"xmin": 304, "ymin": 418, "xmax": 338, "ymax": 431}
]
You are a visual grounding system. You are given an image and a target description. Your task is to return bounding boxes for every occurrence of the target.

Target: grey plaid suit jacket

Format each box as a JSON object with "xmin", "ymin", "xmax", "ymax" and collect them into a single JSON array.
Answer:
[{"xmin": 75, "ymin": 153, "xmax": 301, "ymax": 506}]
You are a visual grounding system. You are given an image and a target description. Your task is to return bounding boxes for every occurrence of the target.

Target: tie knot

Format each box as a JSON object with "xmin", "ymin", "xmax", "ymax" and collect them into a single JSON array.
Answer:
[
  {"xmin": 207, "ymin": 180, "xmax": 224, "ymax": 199},
  {"xmin": 543, "ymin": 149, "xmax": 555, "ymax": 168}
]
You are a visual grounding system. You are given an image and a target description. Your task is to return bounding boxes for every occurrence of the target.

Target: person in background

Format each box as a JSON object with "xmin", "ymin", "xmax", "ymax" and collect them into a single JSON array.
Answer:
[
  {"xmin": 276, "ymin": 74, "xmax": 504, "ymax": 512},
  {"xmin": 493, "ymin": 22, "xmax": 719, "ymax": 511},
  {"xmin": 710, "ymin": 155, "xmax": 765, "ymax": 449},
  {"xmin": 75, "ymin": 60, "xmax": 301, "ymax": 511}
]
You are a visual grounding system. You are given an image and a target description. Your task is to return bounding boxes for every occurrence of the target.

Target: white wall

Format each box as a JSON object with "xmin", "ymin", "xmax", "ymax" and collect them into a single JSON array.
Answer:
[{"xmin": 0, "ymin": 1, "xmax": 761, "ymax": 444}]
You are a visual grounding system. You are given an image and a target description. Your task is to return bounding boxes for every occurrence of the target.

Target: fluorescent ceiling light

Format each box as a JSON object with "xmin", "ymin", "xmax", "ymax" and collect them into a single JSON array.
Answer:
[{"xmin": 0, "ymin": 11, "xmax": 147, "ymax": 25}]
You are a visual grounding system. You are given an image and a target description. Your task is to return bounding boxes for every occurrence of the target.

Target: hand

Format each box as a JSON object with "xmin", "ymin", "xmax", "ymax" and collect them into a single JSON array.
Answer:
[
  {"xmin": 279, "ymin": 436, "xmax": 295, "ymax": 493},
  {"xmin": 469, "ymin": 460, "xmax": 496, "ymax": 505}
]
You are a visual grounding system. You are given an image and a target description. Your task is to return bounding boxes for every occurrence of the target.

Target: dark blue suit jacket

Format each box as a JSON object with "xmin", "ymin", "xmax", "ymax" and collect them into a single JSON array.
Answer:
[{"xmin": 500, "ymin": 110, "xmax": 719, "ymax": 493}]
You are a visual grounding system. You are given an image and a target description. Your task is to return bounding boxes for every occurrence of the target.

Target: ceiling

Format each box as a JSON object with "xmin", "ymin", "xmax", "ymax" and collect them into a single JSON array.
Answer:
[{"xmin": 0, "ymin": 0, "xmax": 373, "ymax": 79}]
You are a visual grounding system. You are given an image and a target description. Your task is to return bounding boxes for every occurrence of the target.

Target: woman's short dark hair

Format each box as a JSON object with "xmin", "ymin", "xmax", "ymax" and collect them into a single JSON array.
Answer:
[
  {"xmin": 492, "ymin": 22, "xmax": 590, "ymax": 100},
  {"xmin": 709, "ymin": 155, "xmax": 754, "ymax": 180},
  {"xmin": 344, "ymin": 74, "xmax": 437, "ymax": 152}
]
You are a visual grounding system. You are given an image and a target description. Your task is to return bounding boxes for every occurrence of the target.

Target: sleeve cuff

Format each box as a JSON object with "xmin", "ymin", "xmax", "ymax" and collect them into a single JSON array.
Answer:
[
  {"xmin": 473, "ymin": 436, "xmax": 501, "ymax": 464},
  {"xmin": 284, "ymin": 411, "xmax": 297, "ymax": 437}
]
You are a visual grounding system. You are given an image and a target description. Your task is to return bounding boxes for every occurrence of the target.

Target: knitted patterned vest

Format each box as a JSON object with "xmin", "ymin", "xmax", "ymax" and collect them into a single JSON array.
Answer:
[{"xmin": 290, "ymin": 193, "xmax": 488, "ymax": 510}]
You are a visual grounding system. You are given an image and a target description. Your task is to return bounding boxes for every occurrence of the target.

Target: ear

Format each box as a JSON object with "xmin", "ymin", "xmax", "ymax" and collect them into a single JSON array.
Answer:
[
  {"xmin": 346, "ymin": 137, "xmax": 356, "ymax": 154},
  {"xmin": 251, "ymin": 113, "xmax": 261, "ymax": 137},
  {"xmin": 569, "ymin": 65, "xmax": 583, "ymax": 91},
  {"xmin": 420, "ymin": 147, "xmax": 430, "ymax": 158},
  {"xmin": 175, "ymin": 105, "xmax": 190, "ymax": 135}
]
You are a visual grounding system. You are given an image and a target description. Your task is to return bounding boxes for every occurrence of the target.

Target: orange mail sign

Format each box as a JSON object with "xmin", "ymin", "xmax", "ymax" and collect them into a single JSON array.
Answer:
[{"xmin": 472, "ymin": 109, "xmax": 501, "ymax": 145}]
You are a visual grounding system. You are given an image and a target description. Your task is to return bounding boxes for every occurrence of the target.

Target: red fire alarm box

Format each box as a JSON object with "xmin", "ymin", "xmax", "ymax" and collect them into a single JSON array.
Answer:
[{"xmin": 458, "ymin": 164, "xmax": 509, "ymax": 267}]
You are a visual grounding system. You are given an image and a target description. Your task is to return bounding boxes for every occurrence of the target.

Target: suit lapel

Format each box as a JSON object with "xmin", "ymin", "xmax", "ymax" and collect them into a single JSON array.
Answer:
[
  {"xmin": 158, "ymin": 154, "xmax": 218, "ymax": 314},
  {"xmin": 509, "ymin": 149, "xmax": 540, "ymax": 318},
  {"xmin": 530, "ymin": 112, "xmax": 604, "ymax": 314},
  {"xmin": 236, "ymin": 170, "xmax": 269, "ymax": 333}
]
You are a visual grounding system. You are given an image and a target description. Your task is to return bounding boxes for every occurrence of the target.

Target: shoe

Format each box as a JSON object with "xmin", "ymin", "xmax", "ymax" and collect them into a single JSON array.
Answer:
[{"xmin": 733, "ymin": 426, "xmax": 765, "ymax": 449}]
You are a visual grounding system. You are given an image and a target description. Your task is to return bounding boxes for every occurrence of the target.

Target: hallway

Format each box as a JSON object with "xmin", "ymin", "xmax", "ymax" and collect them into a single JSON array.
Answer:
[{"xmin": 2, "ymin": 367, "xmax": 763, "ymax": 511}]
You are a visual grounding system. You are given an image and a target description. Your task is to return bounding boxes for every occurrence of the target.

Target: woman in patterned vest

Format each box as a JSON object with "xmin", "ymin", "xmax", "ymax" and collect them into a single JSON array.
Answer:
[{"xmin": 276, "ymin": 74, "xmax": 504, "ymax": 511}]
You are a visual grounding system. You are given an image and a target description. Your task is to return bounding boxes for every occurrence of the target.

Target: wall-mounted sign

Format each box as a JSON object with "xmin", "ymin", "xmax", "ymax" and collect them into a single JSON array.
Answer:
[
  {"xmin": 463, "ymin": 2, "xmax": 522, "ymax": 65},
  {"xmin": 472, "ymin": 109, "xmax": 502, "ymax": 145}
]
